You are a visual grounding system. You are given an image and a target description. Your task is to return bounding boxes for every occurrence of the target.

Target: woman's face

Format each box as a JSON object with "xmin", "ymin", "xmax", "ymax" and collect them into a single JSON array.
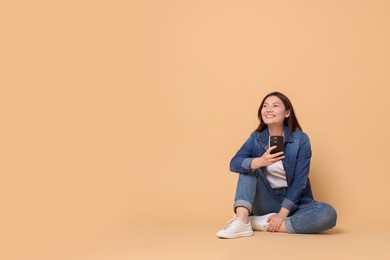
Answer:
[{"xmin": 261, "ymin": 95, "xmax": 290, "ymax": 127}]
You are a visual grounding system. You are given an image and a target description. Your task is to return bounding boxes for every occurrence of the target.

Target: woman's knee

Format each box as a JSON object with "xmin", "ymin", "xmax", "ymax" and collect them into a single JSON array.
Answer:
[{"xmin": 317, "ymin": 202, "xmax": 337, "ymax": 229}]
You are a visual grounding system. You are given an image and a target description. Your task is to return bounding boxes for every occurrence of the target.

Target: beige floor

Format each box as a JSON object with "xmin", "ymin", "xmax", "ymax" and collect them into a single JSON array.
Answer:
[{"xmin": 31, "ymin": 219, "xmax": 389, "ymax": 260}]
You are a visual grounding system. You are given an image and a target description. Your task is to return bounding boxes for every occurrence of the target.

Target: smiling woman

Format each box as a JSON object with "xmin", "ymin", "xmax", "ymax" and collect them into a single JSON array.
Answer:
[
  {"xmin": 257, "ymin": 92, "xmax": 301, "ymax": 135},
  {"xmin": 216, "ymin": 92, "xmax": 337, "ymax": 239}
]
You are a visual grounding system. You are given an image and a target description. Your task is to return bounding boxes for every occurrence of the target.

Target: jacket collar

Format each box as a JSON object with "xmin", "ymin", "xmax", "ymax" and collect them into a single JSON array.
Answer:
[{"xmin": 255, "ymin": 125, "xmax": 294, "ymax": 145}]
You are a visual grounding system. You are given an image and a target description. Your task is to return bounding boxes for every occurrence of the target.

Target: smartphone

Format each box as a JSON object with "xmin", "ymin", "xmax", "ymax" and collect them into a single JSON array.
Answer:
[{"xmin": 269, "ymin": 136, "xmax": 284, "ymax": 154}]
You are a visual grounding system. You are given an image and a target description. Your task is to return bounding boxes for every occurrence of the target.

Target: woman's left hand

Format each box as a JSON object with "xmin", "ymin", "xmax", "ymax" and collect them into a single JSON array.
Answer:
[{"xmin": 267, "ymin": 213, "xmax": 286, "ymax": 232}]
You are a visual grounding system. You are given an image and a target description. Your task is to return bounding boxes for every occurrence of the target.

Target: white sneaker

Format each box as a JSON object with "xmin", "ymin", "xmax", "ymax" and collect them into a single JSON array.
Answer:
[
  {"xmin": 216, "ymin": 217, "xmax": 253, "ymax": 239},
  {"xmin": 249, "ymin": 213, "xmax": 277, "ymax": 231}
]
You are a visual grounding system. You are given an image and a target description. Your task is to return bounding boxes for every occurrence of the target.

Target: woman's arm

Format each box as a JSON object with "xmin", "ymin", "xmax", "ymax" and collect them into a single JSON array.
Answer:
[
  {"xmin": 230, "ymin": 133, "xmax": 285, "ymax": 173},
  {"xmin": 229, "ymin": 133, "xmax": 256, "ymax": 173}
]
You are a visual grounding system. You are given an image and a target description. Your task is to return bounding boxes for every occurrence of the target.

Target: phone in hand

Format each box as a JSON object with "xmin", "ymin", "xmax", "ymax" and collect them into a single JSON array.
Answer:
[{"xmin": 269, "ymin": 136, "xmax": 284, "ymax": 154}]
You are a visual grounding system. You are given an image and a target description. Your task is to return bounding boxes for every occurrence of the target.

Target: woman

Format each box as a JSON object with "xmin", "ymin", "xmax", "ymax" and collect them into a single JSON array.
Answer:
[{"xmin": 217, "ymin": 92, "xmax": 337, "ymax": 238}]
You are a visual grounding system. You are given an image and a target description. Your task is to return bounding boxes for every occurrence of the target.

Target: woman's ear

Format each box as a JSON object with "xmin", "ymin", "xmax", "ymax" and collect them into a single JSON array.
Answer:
[{"xmin": 285, "ymin": 109, "xmax": 291, "ymax": 118}]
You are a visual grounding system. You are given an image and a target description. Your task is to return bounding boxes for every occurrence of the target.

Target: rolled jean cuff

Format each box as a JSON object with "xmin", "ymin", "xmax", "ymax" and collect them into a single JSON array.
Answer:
[
  {"xmin": 234, "ymin": 200, "xmax": 252, "ymax": 214},
  {"xmin": 284, "ymin": 217, "xmax": 296, "ymax": 234}
]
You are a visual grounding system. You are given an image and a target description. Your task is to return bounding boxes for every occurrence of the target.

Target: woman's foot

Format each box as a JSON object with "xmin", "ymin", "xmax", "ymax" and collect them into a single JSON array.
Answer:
[{"xmin": 216, "ymin": 217, "xmax": 253, "ymax": 239}]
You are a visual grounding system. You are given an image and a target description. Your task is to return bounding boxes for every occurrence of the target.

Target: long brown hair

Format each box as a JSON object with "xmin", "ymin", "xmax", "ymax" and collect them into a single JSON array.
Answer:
[{"xmin": 256, "ymin": 92, "xmax": 302, "ymax": 133}]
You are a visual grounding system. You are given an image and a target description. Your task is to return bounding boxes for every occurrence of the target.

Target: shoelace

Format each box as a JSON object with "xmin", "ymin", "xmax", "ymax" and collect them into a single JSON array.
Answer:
[{"xmin": 224, "ymin": 217, "xmax": 239, "ymax": 230}]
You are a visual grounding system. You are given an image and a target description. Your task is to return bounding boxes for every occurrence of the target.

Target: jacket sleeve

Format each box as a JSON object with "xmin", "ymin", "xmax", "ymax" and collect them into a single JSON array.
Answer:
[
  {"xmin": 229, "ymin": 133, "xmax": 256, "ymax": 174},
  {"xmin": 281, "ymin": 133, "xmax": 312, "ymax": 212}
]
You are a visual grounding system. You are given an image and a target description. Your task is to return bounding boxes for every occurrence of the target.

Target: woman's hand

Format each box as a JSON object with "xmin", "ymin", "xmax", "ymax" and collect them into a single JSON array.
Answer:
[
  {"xmin": 251, "ymin": 146, "xmax": 285, "ymax": 169},
  {"xmin": 267, "ymin": 213, "xmax": 285, "ymax": 232},
  {"xmin": 267, "ymin": 207, "xmax": 290, "ymax": 232}
]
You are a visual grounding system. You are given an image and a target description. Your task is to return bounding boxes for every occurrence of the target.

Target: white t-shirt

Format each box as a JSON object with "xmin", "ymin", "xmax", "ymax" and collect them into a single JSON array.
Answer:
[{"xmin": 264, "ymin": 160, "xmax": 288, "ymax": 189}]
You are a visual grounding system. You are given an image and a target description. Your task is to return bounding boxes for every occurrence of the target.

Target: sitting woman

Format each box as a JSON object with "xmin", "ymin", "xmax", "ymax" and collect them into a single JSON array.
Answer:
[{"xmin": 217, "ymin": 91, "xmax": 337, "ymax": 239}]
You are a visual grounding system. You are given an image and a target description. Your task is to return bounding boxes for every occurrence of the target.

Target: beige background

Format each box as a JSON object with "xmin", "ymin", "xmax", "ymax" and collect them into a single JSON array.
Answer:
[{"xmin": 1, "ymin": 1, "xmax": 390, "ymax": 259}]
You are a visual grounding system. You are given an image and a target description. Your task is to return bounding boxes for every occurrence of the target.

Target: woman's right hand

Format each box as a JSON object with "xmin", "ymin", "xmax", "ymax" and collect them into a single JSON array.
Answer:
[{"xmin": 250, "ymin": 146, "xmax": 285, "ymax": 169}]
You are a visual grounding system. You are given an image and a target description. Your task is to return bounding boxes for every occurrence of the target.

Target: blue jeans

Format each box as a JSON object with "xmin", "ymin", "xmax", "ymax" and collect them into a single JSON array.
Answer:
[{"xmin": 234, "ymin": 170, "xmax": 337, "ymax": 234}]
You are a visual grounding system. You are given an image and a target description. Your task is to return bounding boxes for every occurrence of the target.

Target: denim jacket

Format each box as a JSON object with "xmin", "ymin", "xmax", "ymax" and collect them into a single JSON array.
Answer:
[{"xmin": 230, "ymin": 125, "xmax": 315, "ymax": 212}]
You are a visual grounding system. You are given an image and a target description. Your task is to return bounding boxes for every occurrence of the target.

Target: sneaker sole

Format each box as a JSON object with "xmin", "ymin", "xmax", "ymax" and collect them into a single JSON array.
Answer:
[{"xmin": 217, "ymin": 230, "xmax": 254, "ymax": 239}]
